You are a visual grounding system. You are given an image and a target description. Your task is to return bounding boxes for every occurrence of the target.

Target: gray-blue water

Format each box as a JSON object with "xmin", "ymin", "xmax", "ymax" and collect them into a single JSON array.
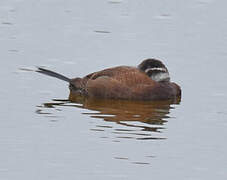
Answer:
[{"xmin": 0, "ymin": 0, "xmax": 227, "ymax": 179}]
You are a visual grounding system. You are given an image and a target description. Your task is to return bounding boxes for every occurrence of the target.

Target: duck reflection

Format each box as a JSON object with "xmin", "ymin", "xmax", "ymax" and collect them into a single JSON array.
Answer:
[{"xmin": 38, "ymin": 94, "xmax": 181, "ymax": 140}]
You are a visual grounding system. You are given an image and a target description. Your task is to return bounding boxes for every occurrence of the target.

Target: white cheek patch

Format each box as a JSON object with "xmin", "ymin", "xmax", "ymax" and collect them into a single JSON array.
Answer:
[
  {"xmin": 145, "ymin": 67, "xmax": 170, "ymax": 82},
  {"xmin": 151, "ymin": 72, "xmax": 170, "ymax": 82},
  {"xmin": 145, "ymin": 67, "xmax": 167, "ymax": 73}
]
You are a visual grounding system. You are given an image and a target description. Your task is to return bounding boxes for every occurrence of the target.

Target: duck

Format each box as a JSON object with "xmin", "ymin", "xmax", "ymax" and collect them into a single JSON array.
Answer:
[{"xmin": 37, "ymin": 58, "xmax": 181, "ymax": 101}]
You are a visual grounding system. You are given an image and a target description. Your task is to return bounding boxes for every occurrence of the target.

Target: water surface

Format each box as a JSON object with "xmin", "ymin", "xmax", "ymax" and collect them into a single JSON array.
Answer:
[{"xmin": 0, "ymin": 0, "xmax": 227, "ymax": 179}]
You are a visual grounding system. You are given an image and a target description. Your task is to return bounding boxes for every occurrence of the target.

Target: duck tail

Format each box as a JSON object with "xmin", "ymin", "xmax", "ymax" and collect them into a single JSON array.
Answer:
[{"xmin": 36, "ymin": 67, "xmax": 71, "ymax": 82}]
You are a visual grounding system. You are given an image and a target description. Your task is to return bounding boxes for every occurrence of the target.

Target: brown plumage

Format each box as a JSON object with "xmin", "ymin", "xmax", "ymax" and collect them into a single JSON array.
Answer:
[{"xmin": 37, "ymin": 59, "xmax": 181, "ymax": 101}]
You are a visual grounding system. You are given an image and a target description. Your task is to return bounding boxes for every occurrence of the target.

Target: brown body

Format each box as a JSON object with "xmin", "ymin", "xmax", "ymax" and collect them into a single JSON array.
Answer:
[{"xmin": 70, "ymin": 66, "xmax": 181, "ymax": 101}]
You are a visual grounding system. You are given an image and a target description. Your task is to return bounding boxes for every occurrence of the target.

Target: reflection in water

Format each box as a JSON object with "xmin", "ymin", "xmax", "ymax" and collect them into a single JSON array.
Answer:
[{"xmin": 36, "ymin": 93, "xmax": 181, "ymax": 141}]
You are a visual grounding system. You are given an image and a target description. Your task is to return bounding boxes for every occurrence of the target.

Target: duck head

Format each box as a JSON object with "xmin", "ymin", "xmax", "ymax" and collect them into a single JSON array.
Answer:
[{"xmin": 138, "ymin": 58, "xmax": 170, "ymax": 82}]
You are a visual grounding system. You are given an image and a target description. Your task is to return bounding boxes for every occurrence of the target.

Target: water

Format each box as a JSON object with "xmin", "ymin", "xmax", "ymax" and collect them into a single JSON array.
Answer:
[{"xmin": 0, "ymin": 0, "xmax": 227, "ymax": 179}]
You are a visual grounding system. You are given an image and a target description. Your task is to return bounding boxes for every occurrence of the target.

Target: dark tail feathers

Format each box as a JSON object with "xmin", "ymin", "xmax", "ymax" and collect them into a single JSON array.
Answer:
[{"xmin": 36, "ymin": 67, "xmax": 71, "ymax": 82}]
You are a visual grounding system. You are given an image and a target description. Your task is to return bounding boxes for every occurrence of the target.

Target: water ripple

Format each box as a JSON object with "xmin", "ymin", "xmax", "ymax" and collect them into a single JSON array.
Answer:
[{"xmin": 37, "ymin": 96, "xmax": 181, "ymax": 140}]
